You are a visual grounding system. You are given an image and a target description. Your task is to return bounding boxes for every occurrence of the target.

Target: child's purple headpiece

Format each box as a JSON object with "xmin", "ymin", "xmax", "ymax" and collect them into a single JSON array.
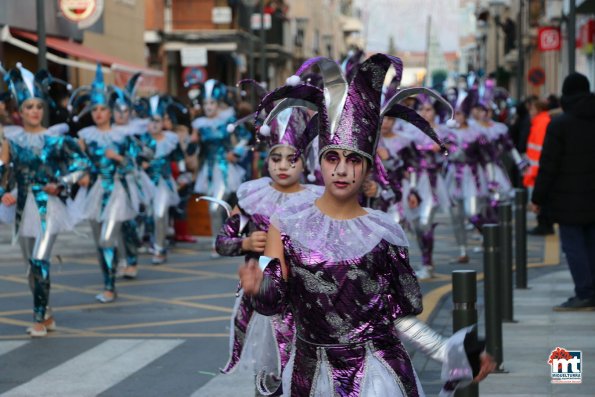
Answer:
[{"xmin": 258, "ymin": 106, "xmax": 314, "ymax": 153}]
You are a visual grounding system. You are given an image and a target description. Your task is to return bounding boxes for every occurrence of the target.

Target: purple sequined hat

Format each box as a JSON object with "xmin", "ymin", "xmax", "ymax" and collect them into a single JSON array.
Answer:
[
  {"xmin": 259, "ymin": 106, "xmax": 313, "ymax": 154},
  {"xmin": 255, "ymin": 54, "xmax": 451, "ymax": 184}
]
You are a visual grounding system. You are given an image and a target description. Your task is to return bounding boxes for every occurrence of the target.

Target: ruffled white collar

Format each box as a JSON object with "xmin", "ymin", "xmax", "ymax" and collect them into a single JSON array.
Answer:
[
  {"xmin": 237, "ymin": 177, "xmax": 324, "ymax": 217},
  {"xmin": 191, "ymin": 110, "xmax": 234, "ymax": 131},
  {"xmin": 113, "ymin": 118, "xmax": 149, "ymax": 136},
  {"xmin": 271, "ymin": 198, "xmax": 409, "ymax": 261},
  {"xmin": 3, "ymin": 126, "xmax": 59, "ymax": 150},
  {"xmin": 78, "ymin": 125, "xmax": 128, "ymax": 146},
  {"xmin": 154, "ymin": 131, "xmax": 179, "ymax": 158}
]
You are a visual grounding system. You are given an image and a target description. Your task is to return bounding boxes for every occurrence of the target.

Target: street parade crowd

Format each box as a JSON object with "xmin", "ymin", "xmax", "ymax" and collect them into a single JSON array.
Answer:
[{"xmin": 1, "ymin": 50, "xmax": 552, "ymax": 395}]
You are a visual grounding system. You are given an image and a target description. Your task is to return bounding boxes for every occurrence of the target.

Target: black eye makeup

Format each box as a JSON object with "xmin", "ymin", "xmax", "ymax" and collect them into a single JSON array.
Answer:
[
  {"xmin": 346, "ymin": 153, "xmax": 363, "ymax": 164},
  {"xmin": 25, "ymin": 103, "xmax": 43, "ymax": 110},
  {"xmin": 323, "ymin": 151, "xmax": 340, "ymax": 163}
]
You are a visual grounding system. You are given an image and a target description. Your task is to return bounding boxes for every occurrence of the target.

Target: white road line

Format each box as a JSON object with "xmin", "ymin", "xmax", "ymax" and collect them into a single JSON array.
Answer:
[
  {"xmin": 1, "ymin": 339, "xmax": 184, "ymax": 397},
  {"xmin": 0, "ymin": 341, "xmax": 28, "ymax": 356}
]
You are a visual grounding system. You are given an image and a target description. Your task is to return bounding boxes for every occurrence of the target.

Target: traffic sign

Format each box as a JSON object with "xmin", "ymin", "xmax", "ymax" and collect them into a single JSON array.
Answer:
[
  {"xmin": 528, "ymin": 67, "xmax": 545, "ymax": 86},
  {"xmin": 183, "ymin": 67, "xmax": 208, "ymax": 85}
]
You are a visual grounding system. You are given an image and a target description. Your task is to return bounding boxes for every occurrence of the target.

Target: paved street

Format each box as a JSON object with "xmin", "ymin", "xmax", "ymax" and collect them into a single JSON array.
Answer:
[{"xmin": 2, "ymin": 214, "xmax": 592, "ymax": 396}]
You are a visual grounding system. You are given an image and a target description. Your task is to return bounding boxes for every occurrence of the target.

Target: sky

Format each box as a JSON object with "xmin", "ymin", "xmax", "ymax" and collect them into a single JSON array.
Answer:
[{"xmin": 353, "ymin": 0, "xmax": 463, "ymax": 53}]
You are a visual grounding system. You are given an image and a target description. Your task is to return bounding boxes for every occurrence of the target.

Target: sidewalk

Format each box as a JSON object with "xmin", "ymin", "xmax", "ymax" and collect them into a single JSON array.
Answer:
[{"xmin": 413, "ymin": 266, "xmax": 595, "ymax": 396}]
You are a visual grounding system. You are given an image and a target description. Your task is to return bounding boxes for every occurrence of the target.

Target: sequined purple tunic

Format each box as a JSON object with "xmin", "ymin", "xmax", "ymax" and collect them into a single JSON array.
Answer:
[
  {"xmin": 253, "ymin": 200, "xmax": 428, "ymax": 396},
  {"xmin": 215, "ymin": 178, "xmax": 323, "ymax": 390}
]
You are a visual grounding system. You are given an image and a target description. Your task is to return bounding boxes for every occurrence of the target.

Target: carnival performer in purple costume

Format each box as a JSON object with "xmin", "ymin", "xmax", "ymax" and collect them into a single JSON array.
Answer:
[
  {"xmin": 402, "ymin": 96, "xmax": 452, "ymax": 280},
  {"xmin": 239, "ymin": 54, "xmax": 495, "ymax": 397},
  {"xmin": 442, "ymin": 91, "xmax": 486, "ymax": 263},
  {"xmin": 470, "ymin": 81, "xmax": 527, "ymax": 227},
  {"xmin": 215, "ymin": 74, "xmax": 325, "ymax": 395}
]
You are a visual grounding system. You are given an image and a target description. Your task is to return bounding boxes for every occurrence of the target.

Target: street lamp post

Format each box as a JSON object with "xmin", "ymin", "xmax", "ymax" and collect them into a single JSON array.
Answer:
[
  {"xmin": 241, "ymin": 0, "xmax": 258, "ymax": 101},
  {"xmin": 516, "ymin": 0, "xmax": 524, "ymax": 100},
  {"xmin": 36, "ymin": 0, "xmax": 47, "ymax": 69},
  {"xmin": 259, "ymin": 0, "xmax": 266, "ymax": 86}
]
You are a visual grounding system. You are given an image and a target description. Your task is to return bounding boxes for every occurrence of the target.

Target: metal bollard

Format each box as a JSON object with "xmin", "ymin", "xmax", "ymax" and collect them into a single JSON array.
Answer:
[
  {"xmin": 483, "ymin": 224, "xmax": 504, "ymax": 370},
  {"xmin": 452, "ymin": 270, "xmax": 479, "ymax": 397},
  {"xmin": 514, "ymin": 188, "xmax": 528, "ymax": 289},
  {"xmin": 498, "ymin": 202, "xmax": 514, "ymax": 322}
]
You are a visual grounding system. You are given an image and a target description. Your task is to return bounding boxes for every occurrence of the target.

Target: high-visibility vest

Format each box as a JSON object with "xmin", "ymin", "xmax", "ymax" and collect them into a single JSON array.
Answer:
[{"xmin": 523, "ymin": 111, "xmax": 551, "ymax": 187}]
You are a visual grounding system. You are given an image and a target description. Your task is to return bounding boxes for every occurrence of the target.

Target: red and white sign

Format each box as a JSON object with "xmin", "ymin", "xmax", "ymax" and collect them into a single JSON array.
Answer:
[
  {"xmin": 578, "ymin": 19, "xmax": 594, "ymax": 55},
  {"xmin": 538, "ymin": 27, "xmax": 561, "ymax": 52},
  {"xmin": 250, "ymin": 13, "xmax": 271, "ymax": 30}
]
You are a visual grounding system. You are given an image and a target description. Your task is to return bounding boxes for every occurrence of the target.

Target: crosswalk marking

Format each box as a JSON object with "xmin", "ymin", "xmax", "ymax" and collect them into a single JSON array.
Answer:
[
  {"xmin": 0, "ymin": 341, "xmax": 28, "ymax": 356},
  {"xmin": 1, "ymin": 339, "xmax": 184, "ymax": 397}
]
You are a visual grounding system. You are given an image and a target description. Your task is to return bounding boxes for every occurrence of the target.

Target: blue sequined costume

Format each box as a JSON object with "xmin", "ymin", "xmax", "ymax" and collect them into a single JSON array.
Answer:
[
  {"xmin": 72, "ymin": 126, "xmax": 140, "ymax": 293},
  {"xmin": 0, "ymin": 126, "xmax": 89, "ymax": 322},
  {"xmin": 138, "ymin": 131, "xmax": 184, "ymax": 256},
  {"xmin": 192, "ymin": 110, "xmax": 251, "ymax": 244}
]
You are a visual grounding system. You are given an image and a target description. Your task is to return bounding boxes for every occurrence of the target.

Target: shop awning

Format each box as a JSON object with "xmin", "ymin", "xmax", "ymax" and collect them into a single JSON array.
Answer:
[{"xmin": 5, "ymin": 26, "xmax": 162, "ymax": 77}]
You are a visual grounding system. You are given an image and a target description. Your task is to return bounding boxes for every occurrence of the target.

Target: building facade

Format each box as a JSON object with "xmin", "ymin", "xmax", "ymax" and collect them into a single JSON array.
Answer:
[{"xmin": 0, "ymin": 0, "xmax": 161, "ymax": 91}]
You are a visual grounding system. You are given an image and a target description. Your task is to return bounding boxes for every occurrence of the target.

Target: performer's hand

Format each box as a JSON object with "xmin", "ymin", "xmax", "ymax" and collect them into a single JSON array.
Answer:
[
  {"xmin": 226, "ymin": 151, "xmax": 237, "ymax": 163},
  {"xmin": 43, "ymin": 183, "xmax": 61, "ymax": 196},
  {"xmin": 529, "ymin": 202, "xmax": 540, "ymax": 214},
  {"xmin": 473, "ymin": 352, "xmax": 497, "ymax": 382},
  {"xmin": 363, "ymin": 181, "xmax": 378, "ymax": 198},
  {"xmin": 1, "ymin": 193, "xmax": 17, "ymax": 206},
  {"xmin": 242, "ymin": 231, "xmax": 267, "ymax": 253},
  {"xmin": 105, "ymin": 149, "xmax": 123, "ymax": 163},
  {"xmin": 376, "ymin": 147, "xmax": 389, "ymax": 161},
  {"xmin": 408, "ymin": 192, "xmax": 420, "ymax": 209},
  {"xmin": 141, "ymin": 161, "xmax": 150, "ymax": 170},
  {"xmin": 238, "ymin": 259, "xmax": 263, "ymax": 295},
  {"xmin": 78, "ymin": 174, "xmax": 90, "ymax": 187}
]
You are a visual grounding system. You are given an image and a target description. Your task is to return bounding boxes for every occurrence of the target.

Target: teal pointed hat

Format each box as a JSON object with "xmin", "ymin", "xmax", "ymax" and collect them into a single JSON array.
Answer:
[
  {"xmin": 68, "ymin": 63, "xmax": 117, "ymax": 121},
  {"xmin": 4, "ymin": 63, "xmax": 70, "ymax": 108}
]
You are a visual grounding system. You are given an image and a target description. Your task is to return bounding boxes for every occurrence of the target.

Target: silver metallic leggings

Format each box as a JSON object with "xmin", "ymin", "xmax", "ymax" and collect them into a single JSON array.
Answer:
[
  {"xmin": 450, "ymin": 196, "xmax": 483, "ymax": 257},
  {"xmin": 19, "ymin": 228, "xmax": 58, "ymax": 323},
  {"xmin": 153, "ymin": 212, "xmax": 169, "ymax": 255},
  {"xmin": 90, "ymin": 219, "xmax": 122, "ymax": 291}
]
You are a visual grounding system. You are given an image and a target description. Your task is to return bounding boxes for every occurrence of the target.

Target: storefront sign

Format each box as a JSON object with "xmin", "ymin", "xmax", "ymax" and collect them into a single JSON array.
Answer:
[
  {"xmin": 59, "ymin": 0, "xmax": 104, "ymax": 28},
  {"xmin": 538, "ymin": 27, "xmax": 561, "ymax": 52},
  {"xmin": 212, "ymin": 7, "xmax": 232, "ymax": 24},
  {"xmin": 181, "ymin": 47, "xmax": 208, "ymax": 67}
]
